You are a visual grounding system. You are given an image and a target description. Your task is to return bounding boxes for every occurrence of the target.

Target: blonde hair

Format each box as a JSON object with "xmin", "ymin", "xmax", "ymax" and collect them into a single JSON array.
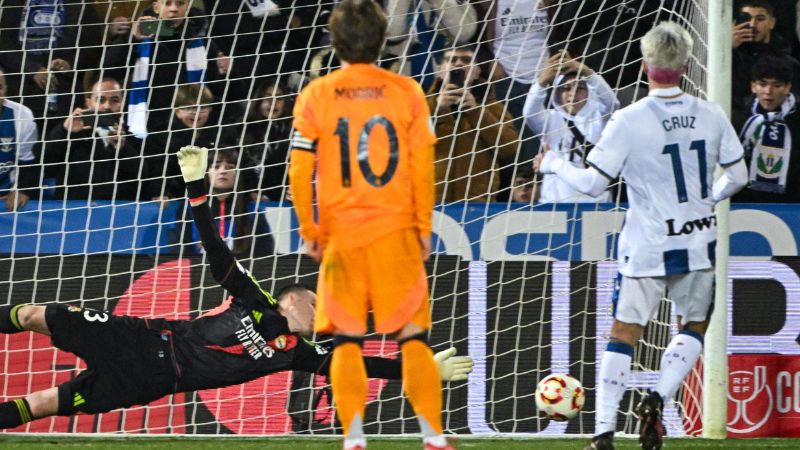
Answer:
[{"xmin": 640, "ymin": 21, "xmax": 693, "ymax": 70}]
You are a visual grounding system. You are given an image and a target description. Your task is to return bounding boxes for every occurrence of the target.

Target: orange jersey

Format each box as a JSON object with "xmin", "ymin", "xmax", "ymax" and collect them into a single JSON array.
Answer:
[{"xmin": 289, "ymin": 64, "xmax": 436, "ymax": 249}]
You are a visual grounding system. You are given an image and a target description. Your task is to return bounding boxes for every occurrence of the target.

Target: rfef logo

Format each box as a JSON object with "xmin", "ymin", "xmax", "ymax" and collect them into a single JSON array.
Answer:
[
  {"xmin": 727, "ymin": 355, "xmax": 800, "ymax": 437},
  {"xmin": 728, "ymin": 365, "xmax": 772, "ymax": 434}
]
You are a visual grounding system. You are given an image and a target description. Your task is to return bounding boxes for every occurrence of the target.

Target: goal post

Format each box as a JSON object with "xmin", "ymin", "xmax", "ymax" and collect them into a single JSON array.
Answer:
[{"xmin": 704, "ymin": 0, "xmax": 732, "ymax": 439}]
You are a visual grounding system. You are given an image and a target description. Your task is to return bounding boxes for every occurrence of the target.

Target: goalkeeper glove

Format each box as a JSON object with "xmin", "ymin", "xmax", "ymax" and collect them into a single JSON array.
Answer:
[
  {"xmin": 176, "ymin": 145, "xmax": 209, "ymax": 183},
  {"xmin": 434, "ymin": 347, "xmax": 473, "ymax": 382}
]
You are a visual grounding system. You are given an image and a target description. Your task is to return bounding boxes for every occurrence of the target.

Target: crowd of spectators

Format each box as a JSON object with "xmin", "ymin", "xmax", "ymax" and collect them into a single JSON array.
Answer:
[{"xmin": 0, "ymin": 0, "xmax": 799, "ymax": 254}]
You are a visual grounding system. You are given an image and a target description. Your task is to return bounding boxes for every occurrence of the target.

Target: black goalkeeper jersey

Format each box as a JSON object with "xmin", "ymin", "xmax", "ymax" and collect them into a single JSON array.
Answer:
[{"xmin": 146, "ymin": 196, "xmax": 400, "ymax": 393}]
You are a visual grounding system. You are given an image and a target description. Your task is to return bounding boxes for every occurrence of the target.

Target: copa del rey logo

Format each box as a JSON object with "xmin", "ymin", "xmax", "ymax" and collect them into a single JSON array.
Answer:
[
  {"xmin": 728, "ymin": 366, "xmax": 772, "ymax": 434},
  {"xmin": 726, "ymin": 355, "xmax": 800, "ymax": 437}
]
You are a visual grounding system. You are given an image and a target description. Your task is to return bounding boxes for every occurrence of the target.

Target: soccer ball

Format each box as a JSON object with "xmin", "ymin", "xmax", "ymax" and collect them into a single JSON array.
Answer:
[{"xmin": 535, "ymin": 373, "xmax": 585, "ymax": 421}]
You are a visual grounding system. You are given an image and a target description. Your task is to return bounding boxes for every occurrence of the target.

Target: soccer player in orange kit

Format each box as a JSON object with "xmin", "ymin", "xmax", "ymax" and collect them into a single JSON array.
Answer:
[{"xmin": 288, "ymin": 1, "xmax": 454, "ymax": 449}]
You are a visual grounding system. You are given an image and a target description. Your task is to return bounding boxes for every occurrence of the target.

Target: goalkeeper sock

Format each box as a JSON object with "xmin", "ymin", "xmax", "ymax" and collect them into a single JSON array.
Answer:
[
  {"xmin": 0, "ymin": 304, "xmax": 26, "ymax": 334},
  {"xmin": 330, "ymin": 342, "xmax": 367, "ymax": 443},
  {"xmin": 655, "ymin": 330, "xmax": 703, "ymax": 401},
  {"xmin": 596, "ymin": 341, "xmax": 633, "ymax": 435},
  {"xmin": 401, "ymin": 338, "xmax": 444, "ymax": 443},
  {"xmin": 0, "ymin": 398, "xmax": 33, "ymax": 429}
]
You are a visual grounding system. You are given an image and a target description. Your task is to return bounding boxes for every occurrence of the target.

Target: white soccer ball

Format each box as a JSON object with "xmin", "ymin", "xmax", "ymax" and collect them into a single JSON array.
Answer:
[{"xmin": 535, "ymin": 373, "xmax": 585, "ymax": 421}]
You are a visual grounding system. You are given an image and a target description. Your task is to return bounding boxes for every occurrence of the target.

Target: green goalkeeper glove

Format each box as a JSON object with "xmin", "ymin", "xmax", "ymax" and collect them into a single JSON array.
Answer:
[
  {"xmin": 434, "ymin": 347, "xmax": 474, "ymax": 382},
  {"xmin": 176, "ymin": 145, "xmax": 209, "ymax": 183}
]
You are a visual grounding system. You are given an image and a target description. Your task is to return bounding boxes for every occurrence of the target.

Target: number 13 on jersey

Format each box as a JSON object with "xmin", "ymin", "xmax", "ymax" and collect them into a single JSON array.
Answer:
[{"xmin": 335, "ymin": 115, "xmax": 399, "ymax": 188}]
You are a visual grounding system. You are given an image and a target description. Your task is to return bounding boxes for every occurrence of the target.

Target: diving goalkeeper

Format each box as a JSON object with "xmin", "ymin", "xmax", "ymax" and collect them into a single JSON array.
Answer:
[{"xmin": 0, "ymin": 146, "xmax": 473, "ymax": 429}]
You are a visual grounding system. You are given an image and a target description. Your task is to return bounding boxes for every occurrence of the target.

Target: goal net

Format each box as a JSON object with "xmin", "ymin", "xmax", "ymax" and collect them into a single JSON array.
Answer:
[{"xmin": 0, "ymin": 0, "xmax": 719, "ymax": 437}]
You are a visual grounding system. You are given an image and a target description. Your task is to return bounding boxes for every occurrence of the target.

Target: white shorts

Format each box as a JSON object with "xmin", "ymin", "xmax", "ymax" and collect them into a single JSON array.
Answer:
[{"xmin": 612, "ymin": 268, "xmax": 715, "ymax": 326}]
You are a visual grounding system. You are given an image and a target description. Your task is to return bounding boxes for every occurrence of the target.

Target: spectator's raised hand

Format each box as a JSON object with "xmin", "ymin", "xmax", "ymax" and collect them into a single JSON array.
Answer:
[
  {"xmin": 32, "ymin": 68, "xmax": 56, "ymax": 90},
  {"xmin": 538, "ymin": 52, "xmax": 565, "ymax": 86},
  {"xmin": 533, "ymin": 143, "xmax": 551, "ymax": 173},
  {"xmin": 108, "ymin": 16, "xmax": 132, "ymax": 38},
  {"xmin": 216, "ymin": 52, "xmax": 232, "ymax": 76},
  {"xmin": 732, "ymin": 22, "xmax": 754, "ymax": 48},
  {"xmin": 64, "ymin": 108, "xmax": 91, "ymax": 133},
  {"xmin": 133, "ymin": 16, "xmax": 158, "ymax": 41},
  {"xmin": 105, "ymin": 124, "xmax": 126, "ymax": 150},
  {"xmin": 49, "ymin": 59, "xmax": 71, "ymax": 72},
  {"xmin": 460, "ymin": 89, "xmax": 477, "ymax": 110},
  {"xmin": 437, "ymin": 83, "xmax": 464, "ymax": 110},
  {"xmin": 5, "ymin": 191, "xmax": 29, "ymax": 211}
]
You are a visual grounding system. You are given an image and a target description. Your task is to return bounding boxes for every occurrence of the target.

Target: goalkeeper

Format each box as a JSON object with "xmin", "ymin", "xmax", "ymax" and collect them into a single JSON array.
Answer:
[{"xmin": 0, "ymin": 146, "xmax": 473, "ymax": 429}]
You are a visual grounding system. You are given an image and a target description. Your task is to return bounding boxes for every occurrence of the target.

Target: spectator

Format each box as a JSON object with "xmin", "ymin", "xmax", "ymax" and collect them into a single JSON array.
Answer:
[
  {"xmin": 384, "ymin": 0, "xmax": 478, "ymax": 90},
  {"xmin": 471, "ymin": 0, "xmax": 552, "ymax": 198},
  {"xmin": 427, "ymin": 45, "xmax": 519, "ymax": 203},
  {"xmin": 732, "ymin": 0, "xmax": 800, "ymax": 130},
  {"xmin": 203, "ymin": 0, "xmax": 331, "ymax": 88},
  {"xmin": 525, "ymin": 51, "xmax": 618, "ymax": 203},
  {"xmin": 547, "ymin": 0, "xmax": 663, "ymax": 105},
  {"xmin": 735, "ymin": 55, "xmax": 800, "ymax": 202},
  {"xmin": 41, "ymin": 77, "xmax": 147, "ymax": 201},
  {"xmin": 472, "ymin": 0, "xmax": 550, "ymax": 119},
  {"xmin": 509, "ymin": 165, "xmax": 537, "ymax": 203},
  {"xmin": 172, "ymin": 147, "xmax": 274, "ymax": 257},
  {"xmin": 0, "ymin": 69, "xmax": 39, "ymax": 211},
  {"xmin": 0, "ymin": 0, "xmax": 102, "ymax": 129},
  {"xmin": 242, "ymin": 78, "xmax": 293, "ymax": 202},
  {"xmin": 147, "ymin": 83, "xmax": 241, "ymax": 202},
  {"xmin": 0, "ymin": 67, "xmax": 39, "ymax": 210},
  {"xmin": 83, "ymin": 1, "xmax": 150, "ymax": 93},
  {"xmin": 102, "ymin": 0, "xmax": 244, "ymax": 140}
]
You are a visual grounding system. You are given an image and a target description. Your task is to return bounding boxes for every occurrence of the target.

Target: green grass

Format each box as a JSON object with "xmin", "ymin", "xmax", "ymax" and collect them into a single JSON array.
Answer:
[{"xmin": 0, "ymin": 437, "xmax": 798, "ymax": 449}]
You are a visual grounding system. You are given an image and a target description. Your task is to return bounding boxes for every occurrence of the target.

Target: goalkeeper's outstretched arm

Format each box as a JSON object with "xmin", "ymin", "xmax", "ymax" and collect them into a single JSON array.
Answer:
[
  {"xmin": 290, "ymin": 340, "xmax": 474, "ymax": 382},
  {"xmin": 177, "ymin": 146, "xmax": 278, "ymax": 307}
]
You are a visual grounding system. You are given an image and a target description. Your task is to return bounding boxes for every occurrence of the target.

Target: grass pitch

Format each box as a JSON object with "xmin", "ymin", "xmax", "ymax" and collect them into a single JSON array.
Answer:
[{"xmin": 0, "ymin": 437, "xmax": 798, "ymax": 449}]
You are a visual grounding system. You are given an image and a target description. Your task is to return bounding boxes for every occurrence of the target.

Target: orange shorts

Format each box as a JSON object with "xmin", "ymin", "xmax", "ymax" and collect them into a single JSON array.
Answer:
[{"xmin": 314, "ymin": 227, "xmax": 431, "ymax": 335}]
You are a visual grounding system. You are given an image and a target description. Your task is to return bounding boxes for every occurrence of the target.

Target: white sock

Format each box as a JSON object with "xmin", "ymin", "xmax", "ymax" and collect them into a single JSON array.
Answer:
[
  {"xmin": 595, "ymin": 342, "xmax": 633, "ymax": 436},
  {"xmin": 343, "ymin": 413, "xmax": 366, "ymax": 449},
  {"xmin": 655, "ymin": 330, "xmax": 703, "ymax": 402},
  {"xmin": 422, "ymin": 435, "xmax": 447, "ymax": 448},
  {"xmin": 419, "ymin": 416, "xmax": 447, "ymax": 447},
  {"xmin": 343, "ymin": 437, "xmax": 367, "ymax": 449}
]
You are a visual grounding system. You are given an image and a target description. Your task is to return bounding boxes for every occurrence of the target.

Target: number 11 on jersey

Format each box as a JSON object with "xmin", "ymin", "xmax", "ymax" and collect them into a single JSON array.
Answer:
[{"xmin": 662, "ymin": 139, "xmax": 708, "ymax": 203}]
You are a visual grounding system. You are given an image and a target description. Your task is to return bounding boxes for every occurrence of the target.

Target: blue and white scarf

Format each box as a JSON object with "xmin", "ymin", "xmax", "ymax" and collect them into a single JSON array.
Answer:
[
  {"xmin": 740, "ymin": 93, "xmax": 796, "ymax": 193},
  {"xmin": 127, "ymin": 37, "xmax": 208, "ymax": 138}
]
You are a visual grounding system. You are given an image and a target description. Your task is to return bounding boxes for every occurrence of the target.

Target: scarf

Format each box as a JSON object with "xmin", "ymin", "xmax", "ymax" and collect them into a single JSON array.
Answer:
[
  {"xmin": 740, "ymin": 93, "xmax": 796, "ymax": 193},
  {"xmin": 245, "ymin": 0, "xmax": 279, "ymax": 18},
  {"xmin": 127, "ymin": 37, "xmax": 208, "ymax": 139}
]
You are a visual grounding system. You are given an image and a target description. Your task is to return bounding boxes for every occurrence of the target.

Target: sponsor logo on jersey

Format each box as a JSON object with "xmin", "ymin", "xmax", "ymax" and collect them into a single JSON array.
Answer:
[
  {"xmin": 0, "ymin": 138, "xmax": 13, "ymax": 153},
  {"xmin": 666, "ymin": 214, "xmax": 717, "ymax": 236},
  {"xmin": 235, "ymin": 316, "xmax": 274, "ymax": 360},
  {"xmin": 67, "ymin": 305, "xmax": 82, "ymax": 313}
]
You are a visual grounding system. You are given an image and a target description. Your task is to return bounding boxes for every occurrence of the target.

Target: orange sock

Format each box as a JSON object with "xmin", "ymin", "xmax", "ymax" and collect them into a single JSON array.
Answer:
[
  {"xmin": 401, "ymin": 339, "xmax": 443, "ymax": 436},
  {"xmin": 330, "ymin": 341, "xmax": 367, "ymax": 438}
]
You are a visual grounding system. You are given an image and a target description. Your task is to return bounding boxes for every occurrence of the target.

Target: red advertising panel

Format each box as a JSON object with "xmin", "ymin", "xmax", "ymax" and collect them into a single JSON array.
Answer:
[{"xmin": 728, "ymin": 354, "xmax": 800, "ymax": 437}]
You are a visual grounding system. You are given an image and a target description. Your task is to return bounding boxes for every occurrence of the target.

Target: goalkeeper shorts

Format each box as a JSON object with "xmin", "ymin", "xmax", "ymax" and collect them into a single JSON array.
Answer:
[
  {"xmin": 315, "ymin": 227, "xmax": 431, "ymax": 335},
  {"xmin": 612, "ymin": 268, "xmax": 715, "ymax": 327},
  {"xmin": 45, "ymin": 304, "xmax": 176, "ymax": 415}
]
